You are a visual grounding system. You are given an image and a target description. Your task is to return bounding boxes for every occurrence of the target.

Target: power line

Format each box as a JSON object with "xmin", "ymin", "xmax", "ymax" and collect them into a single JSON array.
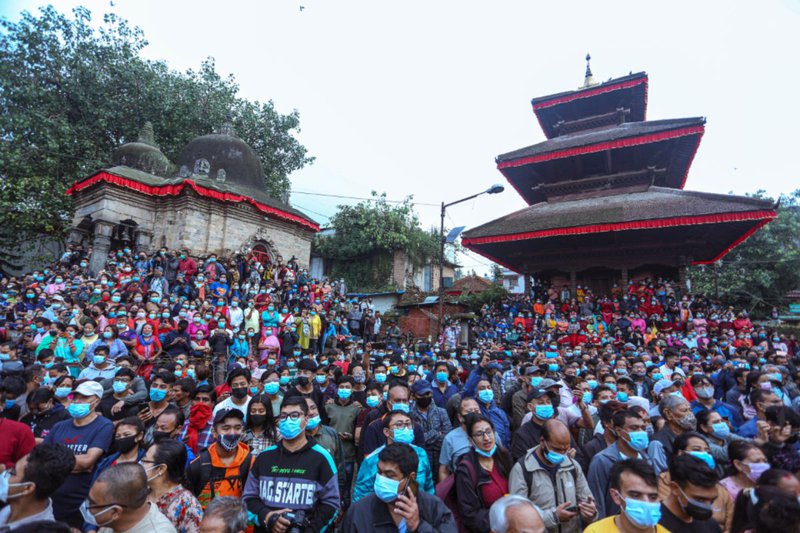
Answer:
[{"xmin": 292, "ymin": 190, "xmax": 439, "ymax": 207}]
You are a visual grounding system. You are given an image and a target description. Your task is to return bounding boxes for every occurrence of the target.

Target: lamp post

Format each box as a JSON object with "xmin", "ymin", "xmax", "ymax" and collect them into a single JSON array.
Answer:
[{"xmin": 437, "ymin": 184, "xmax": 504, "ymax": 339}]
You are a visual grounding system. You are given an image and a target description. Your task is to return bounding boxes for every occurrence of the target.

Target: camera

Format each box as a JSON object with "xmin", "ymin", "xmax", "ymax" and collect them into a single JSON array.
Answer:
[{"xmin": 283, "ymin": 510, "xmax": 307, "ymax": 533}]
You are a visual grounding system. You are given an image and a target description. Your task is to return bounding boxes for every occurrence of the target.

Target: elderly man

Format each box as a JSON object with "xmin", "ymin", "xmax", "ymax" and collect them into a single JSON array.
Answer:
[
  {"xmin": 489, "ymin": 495, "xmax": 545, "ymax": 533},
  {"xmin": 651, "ymin": 394, "xmax": 696, "ymax": 456},
  {"xmin": 198, "ymin": 496, "xmax": 247, "ymax": 533},
  {"xmin": 87, "ymin": 462, "xmax": 176, "ymax": 532}
]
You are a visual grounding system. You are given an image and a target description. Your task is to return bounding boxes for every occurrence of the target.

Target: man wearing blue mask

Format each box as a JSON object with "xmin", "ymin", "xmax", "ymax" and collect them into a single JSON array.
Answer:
[
  {"xmin": 43, "ymin": 380, "xmax": 113, "ymax": 527},
  {"xmin": 343, "ymin": 442, "xmax": 457, "ymax": 533},
  {"xmin": 588, "ymin": 409, "xmax": 664, "ymax": 519},
  {"xmin": 509, "ymin": 419, "xmax": 597, "ymax": 533},
  {"xmin": 353, "ymin": 410, "xmax": 434, "ymax": 502},
  {"xmin": 512, "ymin": 387, "xmax": 572, "ymax": 463},
  {"xmin": 243, "ymin": 396, "xmax": 339, "ymax": 533},
  {"xmin": 584, "ymin": 459, "xmax": 667, "ymax": 533}
]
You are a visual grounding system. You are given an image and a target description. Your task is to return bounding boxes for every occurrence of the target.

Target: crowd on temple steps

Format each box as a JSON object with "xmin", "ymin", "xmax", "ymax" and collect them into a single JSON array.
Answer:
[{"xmin": 0, "ymin": 245, "xmax": 798, "ymax": 533}]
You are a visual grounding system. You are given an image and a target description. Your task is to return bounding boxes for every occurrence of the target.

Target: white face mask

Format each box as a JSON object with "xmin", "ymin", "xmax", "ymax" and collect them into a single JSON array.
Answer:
[
  {"xmin": 80, "ymin": 499, "xmax": 117, "ymax": 527},
  {"xmin": 0, "ymin": 470, "xmax": 32, "ymax": 502}
]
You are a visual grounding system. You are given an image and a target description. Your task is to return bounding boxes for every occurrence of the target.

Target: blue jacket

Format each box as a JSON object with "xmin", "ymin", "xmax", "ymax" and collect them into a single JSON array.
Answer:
[
  {"xmin": 463, "ymin": 366, "xmax": 511, "ymax": 449},
  {"xmin": 353, "ymin": 443, "xmax": 434, "ymax": 502},
  {"xmin": 690, "ymin": 399, "xmax": 744, "ymax": 431}
]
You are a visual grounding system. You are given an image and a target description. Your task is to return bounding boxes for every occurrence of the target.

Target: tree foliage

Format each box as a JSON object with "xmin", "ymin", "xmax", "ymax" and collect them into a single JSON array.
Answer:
[
  {"xmin": 0, "ymin": 6, "xmax": 312, "ymax": 269},
  {"xmin": 458, "ymin": 283, "xmax": 509, "ymax": 312},
  {"xmin": 314, "ymin": 193, "xmax": 440, "ymax": 291},
  {"xmin": 689, "ymin": 190, "xmax": 800, "ymax": 316}
]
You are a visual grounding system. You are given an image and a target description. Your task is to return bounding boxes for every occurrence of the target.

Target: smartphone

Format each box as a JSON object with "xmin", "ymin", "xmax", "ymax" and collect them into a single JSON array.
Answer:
[
  {"xmin": 398, "ymin": 477, "xmax": 412, "ymax": 499},
  {"xmin": 565, "ymin": 505, "xmax": 578, "ymax": 513}
]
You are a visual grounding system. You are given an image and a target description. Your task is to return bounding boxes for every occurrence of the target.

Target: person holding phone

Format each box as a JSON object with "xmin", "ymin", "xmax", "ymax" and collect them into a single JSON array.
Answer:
[
  {"xmin": 509, "ymin": 418, "xmax": 596, "ymax": 533},
  {"xmin": 342, "ymin": 442, "xmax": 458, "ymax": 532}
]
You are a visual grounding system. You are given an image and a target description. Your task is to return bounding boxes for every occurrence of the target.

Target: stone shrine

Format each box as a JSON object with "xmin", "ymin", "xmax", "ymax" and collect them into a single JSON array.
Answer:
[{"xmin": 66, "ymin": 120, "xmax": 319, "ymax": 274}]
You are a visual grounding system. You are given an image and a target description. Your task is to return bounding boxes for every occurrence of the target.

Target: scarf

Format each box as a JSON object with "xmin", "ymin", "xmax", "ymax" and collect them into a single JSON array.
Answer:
[{"xmin": 186, "ymin": 402, "xmax": 213, "ymax": 453}]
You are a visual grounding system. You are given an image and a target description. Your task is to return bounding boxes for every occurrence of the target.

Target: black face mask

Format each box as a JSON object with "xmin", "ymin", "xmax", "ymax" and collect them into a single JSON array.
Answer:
[
  {"xmin": 231, "ymin": 387, "xmax": 248, "ymax": 400},
  {"xmin": 115, "ymin": 435, "xmax": 139, "ymax": 454},
  {"xmin": 415, "ymin": 395, "xmax": 432, "ymax": 408},
  {"xmin": 152, "ymin": 430, "xmax": 172, "ymax": 443},
  {"xmin": 679, "ymin": 487, "xmax": 714, "ymax": 521},
  {"xmin": 249, "ymin": 414, "xmax": 267, "ymax": 427},
  {"xmin": 296, "ymin": 375, "xmax": 310, "ymax": 387}
]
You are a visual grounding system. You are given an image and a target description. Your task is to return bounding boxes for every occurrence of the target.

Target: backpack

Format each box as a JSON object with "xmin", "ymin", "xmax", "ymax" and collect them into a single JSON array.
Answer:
[{"xmin": 435, "ymin": 455, "xmax": 476, "ymax": 533}]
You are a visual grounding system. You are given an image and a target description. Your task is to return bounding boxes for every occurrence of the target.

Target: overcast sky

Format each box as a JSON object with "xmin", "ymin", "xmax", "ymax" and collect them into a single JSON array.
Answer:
[{"xmin": 4, "ymin": 0, "xmax": 799, "ymax": 275}]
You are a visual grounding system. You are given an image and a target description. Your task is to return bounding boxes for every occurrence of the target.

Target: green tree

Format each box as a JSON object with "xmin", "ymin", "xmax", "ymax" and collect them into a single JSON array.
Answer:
[
  {"xmin": 689, "ymin": 190, "xmax": 800, "ymax": 316},
  {"xmin": 0, "ymin": 6, "xmax": 312, "ymax": 270},
  {"xmin": 314, "ymin": 193, "xmax": 439, "ymax": 291}
]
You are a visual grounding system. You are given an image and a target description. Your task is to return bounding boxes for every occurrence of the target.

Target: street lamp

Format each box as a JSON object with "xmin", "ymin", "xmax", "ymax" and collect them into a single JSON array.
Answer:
[{"xmin": 437, "ymin": 184, "xmax": 505, "ymax": 338}]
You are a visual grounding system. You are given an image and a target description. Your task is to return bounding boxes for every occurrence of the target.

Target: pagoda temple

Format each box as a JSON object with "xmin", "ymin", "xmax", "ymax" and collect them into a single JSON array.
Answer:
[{"xmin": 462, "ymin": 58, "xmax": 777, "ymax": 295}]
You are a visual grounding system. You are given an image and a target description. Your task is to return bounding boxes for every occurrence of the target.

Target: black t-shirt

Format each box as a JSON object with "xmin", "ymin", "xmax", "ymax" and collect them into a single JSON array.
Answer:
[
  {"xmin": 98, "ymin": 394, "xmax": 143, "ymax": 421},
  {"xmin": 659, "ymin": 503, "xmax": 721, "ymax": 533}
]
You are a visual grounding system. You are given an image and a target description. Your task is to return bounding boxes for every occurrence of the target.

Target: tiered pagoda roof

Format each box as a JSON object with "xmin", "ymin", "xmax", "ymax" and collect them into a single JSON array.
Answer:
[{"xmin": 463, "ymin": 62, "xmax": 775, "ymax": 276}]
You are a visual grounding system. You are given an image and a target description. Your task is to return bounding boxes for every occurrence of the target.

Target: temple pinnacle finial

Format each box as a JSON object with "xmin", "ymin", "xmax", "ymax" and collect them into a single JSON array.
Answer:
[
  {"xmin": 582, "ymin": 53, "xmax": 596, "ymax": 88},
  {"xmin": 220, "ymin": 112, "xmax": 235, "ymax": 136},
  {"xmin": 137, "ymin": 121, "xmax": 157, "ymax": 147}
]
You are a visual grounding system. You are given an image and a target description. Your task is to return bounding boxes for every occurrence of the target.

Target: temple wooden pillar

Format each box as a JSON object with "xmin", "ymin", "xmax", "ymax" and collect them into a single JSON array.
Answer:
[
  {"xmin": 569, "ymin": 270, "xmax": 577, "ymax": 295},
  {"xmin": 621, "ymin": 267, "xmax": 629, "ymax": 288},
  {"xmin": 524, "ymin": 273, "xmax": 532, "ymax": 296}
]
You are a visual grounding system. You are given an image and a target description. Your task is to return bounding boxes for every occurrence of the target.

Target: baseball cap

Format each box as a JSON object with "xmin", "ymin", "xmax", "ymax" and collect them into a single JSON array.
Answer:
[
  {"xmin": 527, "ymin": 388, "xmax": 555, "ymax": 401},
  {"xmin": 653, "ymin": 379, "xmax": 678, "ymax": 396},
  {"xmin": 214, "ymin": 408, "xmax": 245, "ymax": 426},
  {"xmin": 539, "ymin": 378, "xmax": 563, "ymax": 389},
  {"xmin": 411, "ymin": 380, "xmax": 432, "ymax": 395},
  {"xmin": 74, "ymin": 381, "xmax": 104, "ymax": 399}
]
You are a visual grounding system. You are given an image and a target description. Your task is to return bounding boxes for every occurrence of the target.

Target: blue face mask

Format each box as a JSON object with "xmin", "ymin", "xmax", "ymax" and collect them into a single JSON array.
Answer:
[
  {"xmin": 617, "ymin": 392, "xmax": 629, "ymax": 403},
  {"xmin": 531, "ymin": 377, "xmax": 543, "ymax": 388},
  {"xmin": 436, "ymin": 371, "xmax": 449, "ymax": 384},
  {"xmin": 393, "ymin": 427, "xmax": 414, "ymax": 444},
  {"xmin": 287, "ymin": 361, "xmax": 296, "ymax": 368},
  {"xmin": 112, "ymin": 380, "xmax": 128, "ymax": 394},
  {"xmin": 478, "ymin": 389, "xmax": 494, "ymax": 404},
  {"xmin": 606, "ymin": 383, "xmax": 617, "ymax": 392},
  {"xmin": 92, "ymin": 355, "xmax": 106, "ymax": 366},
  {"xmin": 374, "ymin": 473, "xmax": 404, "ymax": 503},
  {"xmin": 279, "ymin": 376, "xmax": 291, "ymax": 386},
  {"xmin": 392, "ymin": 402, "xmax": 410, "ymax": 413},
  {"xmin": 55, "ymin": 387, "xmax": 72, "ymax": 399},
  {"xmin": 535, "ymin": 404, "xmax": 554, "ymax": 420},
  {"xmin": 475, "ymin": 444, "xmax": 497, "ymax": 458},
  {"xmin": 582, "ymin": 392, "xmax": 593, "ymax": 404},
  {"xmin": 149, "ymin": 388, "xmax": 167, "ymax": 402},
  {"xmin": 374, "ymin": 373, "xmax": 387, "ymax": 383},
  {"xmin": 548, "ymin": 364, "xmax": 559, "ymax": 372},
  {"xmin": 711, "ymin": 422, "xmax": 730, "ymax": 439},
  {"xmin": 621, "ymin": 495, "xmax": 662, "ymax": 528},
  {"xmin": 586, "ymin": 379, "xmax": 598, "ymax": 390},
  {"xmin": 306, "ymin": 415, "xmax": 321, "ymax": 430},
  {"xmin": 688, "ymin": 451, "xmax": 716, "ymax": 469},
  {"xmin": 543, "ymin": 443, "xmax": 566, "ymax": 465},
  {"xmin": 279, "ymin": 416, "xmax": 304, "ymax": 439},
  {"xmin": 652, "ymin": 373, "xmax": 663, "ymax": 381},
  {"xmin": 337, "ymin": 388, "xmax": 352, "ymax": 400},
  {"xmin": 315, "ymin": 375, "xmax": 326, "ymax": 384},
  {"xmin": 625, "ymin": 430, "xmax": 649, "ymax": 452},
  {"xmin": 264, "ymin": 382, "xmax": 280, "ymax": 395},
  {"xmin": 366, "ymin": 395, "xmax": 381, "ymax": 408},
  {"xmin": 408, "ymin": 365, "xmax": 417, "ymax": 373},
  {"xmin": 68, "ymin": 402, "xmax": 92, "ymax": 419},
  {"xmin": 249, "ymin": 386, "xmax": 260, "ymax": 396},
  {"xmin": 4, "ymin": 399, "xmax": 16, "ymax": 409}
]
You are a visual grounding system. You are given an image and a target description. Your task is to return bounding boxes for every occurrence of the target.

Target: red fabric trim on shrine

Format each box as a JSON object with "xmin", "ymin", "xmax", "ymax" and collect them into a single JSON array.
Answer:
[
  {"xmin": 66, "ymin": 171, "xmax": 320, "ymax": 232},
  {"xmin": 532, "ymin": 77, "xmax": 648, "ymax": 110},
  {"xmin": 497, "ymin": 125, "xmax": 704, "ymax": 170},
  {"xmin": 461, "ymin": 210, "xmax": 778, "ymax": 246}
]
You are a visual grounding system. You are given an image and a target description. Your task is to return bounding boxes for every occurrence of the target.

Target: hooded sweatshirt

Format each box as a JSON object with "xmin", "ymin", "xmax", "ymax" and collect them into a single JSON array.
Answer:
[
  {"xmin": 186, "ymin": 441, "xmax": 253, "ymax": 509},
  {"xmin": 243, "ymin": 438, "xmax": 339, "ymax": 532}
]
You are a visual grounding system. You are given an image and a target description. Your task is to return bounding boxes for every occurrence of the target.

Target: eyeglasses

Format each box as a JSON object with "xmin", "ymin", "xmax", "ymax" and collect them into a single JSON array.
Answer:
[
  {"xmin": 278, "ymin": 412, "xmax": 304, "ymax": 421},
  {"xmin": 472, "ymin": 429, "xmax": 494, "ymax": 440},
  {"xmin": 391, "ymin": 422, "xmax": 413, "ymax": 429}
]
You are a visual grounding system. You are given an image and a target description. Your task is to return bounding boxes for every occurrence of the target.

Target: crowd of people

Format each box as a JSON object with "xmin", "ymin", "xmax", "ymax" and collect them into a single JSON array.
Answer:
[{"xmin": 0, "ymin": 245, "xmax": 799, "ymax": 533}]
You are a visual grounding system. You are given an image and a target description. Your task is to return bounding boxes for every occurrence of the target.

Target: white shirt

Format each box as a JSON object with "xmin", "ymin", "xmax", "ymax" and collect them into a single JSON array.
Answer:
[{"xmin": 212, "ymin": 396, "xmax": 251, "ymax": 421}]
